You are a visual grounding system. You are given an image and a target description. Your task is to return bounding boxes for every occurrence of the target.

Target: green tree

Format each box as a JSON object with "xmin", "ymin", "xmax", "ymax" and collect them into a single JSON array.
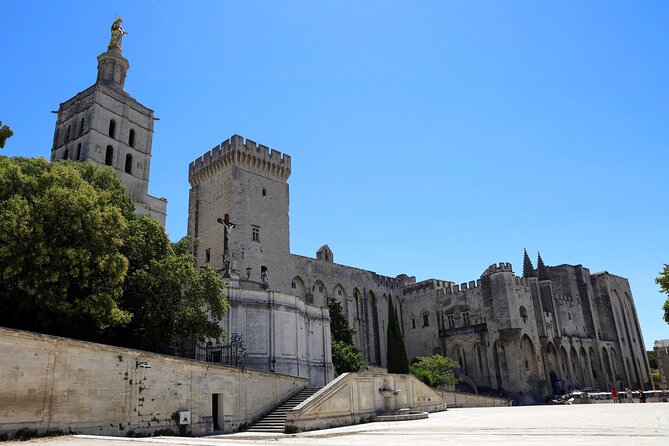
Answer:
[
  {"xmin": 386, "ymin": 298, "xmax": 409, "ymax": 373},
  {"xmin": 656, "ymin": 264, "xmax": 669, "ymax": 323},
  {"xmin": 0, "ymin": 121, "xmax": 13, "ymax": 148},
  {"xmin": 327, "ymin": 298, "xmax": 363, "ymax": 374},
  {"xmin": 0, "ymin": 157, "xmax": 131, "ymax": 339},
  {"xmin": 647, "ymin": 350, "xmax": 658, "ymax": 369},
  {"xmin": 410, "ymin": 354, "xmax": 460, "ymax": 389},
  {"xmin": 111, "ymin": 218, "xmax": 229, "ymax": 353},
  {"xmin": 331, "ymin": 339, "xmax": 364, "ymax": 375},
  {"xmin": 328, "ymin": 298, "xmax": 354, "ymax": 344}
]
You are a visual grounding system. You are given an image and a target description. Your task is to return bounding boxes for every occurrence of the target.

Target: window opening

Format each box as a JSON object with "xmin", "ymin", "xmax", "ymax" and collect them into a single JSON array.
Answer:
[
  {"xmin": 129, "ymin": 129, "xmax": 136, "ymax": 148},
  {"xmin": 125, "ymin": 153, "xmax": 133, "ymax": 174},
  {"xmin": 109, "ymin": 119, "xmax": 116, "ymax": 138},
  {"xmin": 105, "ymin": 145, "xmax": 114, "ymax": 166},
  {"xmin": 252, "ymin": 226, "xmax": 260, "ymax": 242}
]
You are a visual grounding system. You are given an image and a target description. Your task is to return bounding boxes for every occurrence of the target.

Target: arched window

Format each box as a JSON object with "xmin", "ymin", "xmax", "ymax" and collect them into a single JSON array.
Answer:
[
  {"xmin": 76, "ymin": 143, "xmax": 82, "ymax": 161},
  {"xmin": 62, "ymin": 148, "xmax": 69, "ymax": 160},
  {"xmin": 125, "ymin": 153, "xmax": 133, "ymax": 174},
  {"xmin": 105, "ymin": 145, "xmax": 114, "ymax": 166},
  {"xmin": 78, "ymin": 117, "xmax": 85, "ymax": 136},
  {"xmin": 65, "ymin": 125, "xmax": 71, "ymax": 142},
  {"xmin": 422, "ymin": 311, "xmax": 430, "ymax": 327},
  {"xmin": 128, "ymin": 129, "xmax": 136, "ymax": 148},
  {"xmin": 519, "ymin": 306, "xmax": 528, "ymax": 323},
  {"xmin": 108, "ymin": 119, "xmax": 116, "ymax": 138}
]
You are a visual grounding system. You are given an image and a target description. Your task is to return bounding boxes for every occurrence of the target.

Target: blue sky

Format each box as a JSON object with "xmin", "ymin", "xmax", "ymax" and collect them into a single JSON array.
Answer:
[{"xmin": 2, "ymin": 1, "xmax": 668, "ymax": 349}]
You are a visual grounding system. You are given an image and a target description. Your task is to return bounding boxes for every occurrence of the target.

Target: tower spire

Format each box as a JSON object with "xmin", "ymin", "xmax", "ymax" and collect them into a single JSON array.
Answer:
[
  {"xmin": 537, "ymin": 252, "xmax": 548, "ymax": 280},
  {"xmin": 523, "ymin": 248, "xmax": 536, "ymax": 278}
]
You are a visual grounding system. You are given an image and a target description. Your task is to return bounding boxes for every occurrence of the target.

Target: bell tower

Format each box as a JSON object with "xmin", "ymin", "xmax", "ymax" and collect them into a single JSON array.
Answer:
[{"xmin": 50, "ymin": 18, "xmax": 167, "ymax": 226}]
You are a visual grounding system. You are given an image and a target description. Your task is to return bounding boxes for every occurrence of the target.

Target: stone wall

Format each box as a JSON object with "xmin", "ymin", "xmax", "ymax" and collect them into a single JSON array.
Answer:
[
  {"xmin": 219, "ymin": 287, "xmax": 333, "ymax": 386},
  {"xmin": 0, "ymin": 327, "xmax": 307, "ymax": 437},
  {"xmin": 285, "ymin": 372, "xmax": 445, "ymax": 432},
  {"xmin": 435, "ymin": 390, "xmax": 512, "ymax": 408}
]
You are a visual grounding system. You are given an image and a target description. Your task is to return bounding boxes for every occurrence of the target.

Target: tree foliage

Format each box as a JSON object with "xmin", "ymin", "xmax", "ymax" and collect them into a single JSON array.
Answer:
[
  {"xmin": 410, "ymin": 354, "xmax": 460, "ymax": 389},
  {"xmin": 0, "ymin": 157, "xmax": 131, "ymax": 338},
  {"xmin": 328, "ymin": 298, "xmax": 354, "ymax": 344},
  {"xmin": 656, "ymin": 264, "xmax": 669, "ymax": 324},
  {"xmin": 0, "ymin": 157, "xmax": 228, "ymax": 351},
  {"xmin": 0, "ymin": 121, "xmax": 13, "ymax": 149},
  {"xmin": 112, "ymin": 217, "xmax": 228, "ymax": 352},
  {"xmin": 386, "ymin": 298, "xmax": 409, "ymax": 373},
  {"xmin": 327, "ymin": 298, "xmax": 363, "ymax": 374},
  {"xmin": 331, "ymin": 339, "xmax": 364, "ymax": 375}
]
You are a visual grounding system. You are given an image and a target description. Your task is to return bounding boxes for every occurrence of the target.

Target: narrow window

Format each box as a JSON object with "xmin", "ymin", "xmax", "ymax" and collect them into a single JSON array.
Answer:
[
  {"xmin": 105, "ymin": 145, "xmax": 114, "ymax": 166},
  {"xmin": 520, "ymin": 306, "xmax": 528, "ymax": 323},
  {"xmin": 262, "ymin": 188, "xmax": 267, "ymax": 196},
  {"xmin": 109, "ymin": 119, "xmax": 116, "ymax": 138},
  {"xmin": 205, "ymin": 248, "xmax": 211, "ymax": 263},
  {"xmin": 568, "ymin": 312, "xmax": 571, "ymax": 320},
  {"xmin": 318, "ymin": 284, "xmax": 324, "ymax": 293},
  {"xmin": 447, "ymin": 314, "xmax": 455, "ymax": 329},
  {"xmin": 125, "ymin": 153, "xmax": 133, "ymax": 174},
  {"xmin": 291, "ymin": 279, "xmax": 296, "ymax": 289},
  {"xmin": 76, "ymin": 143, "xmax": 82, "ymax": 161},
  {"xmin": 463, "ymin": 312, "xmax": 471, "ymax": 326},
  {"xmin": 252, "ymin": 226, "xmax": 260, "ymax": 242},
  {"xmin": 78, "ymin": 117, "xmax": 85, "ymax": 136},
  {"xmin": 65, "ymin": 125, "xmax": 71, "ymax": 142},
  {"xmin": 338, "ymin": 288, "xmax": 342, "ymax": 296},
  {"xmin": 411, "ymin": 317, "xmax": 416, "ymax": 329},
  {"xmin": 128, "ymin": 129, "xmax": 135, "ymax": 148},
  {"xmin": 62, "ymin": 148, "xmax": 69, "ymax": 160},
  {"xmin": 422, "ymin": 312, "xmax": 430, "ymax": 327}
]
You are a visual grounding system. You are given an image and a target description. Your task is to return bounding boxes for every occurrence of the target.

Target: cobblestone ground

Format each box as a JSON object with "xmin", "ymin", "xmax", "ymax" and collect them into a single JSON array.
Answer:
[{"xmin": 8, "ymin": 403, "xmax": 669, "ymax": 446}]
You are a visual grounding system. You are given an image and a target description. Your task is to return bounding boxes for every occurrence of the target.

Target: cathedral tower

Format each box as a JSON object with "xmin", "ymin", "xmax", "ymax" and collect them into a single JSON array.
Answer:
[
  {"xmin": 188, "ymin": 135, "xmax": 292, "ymax": 293},
  {"xmin": 50, "ymin": 18, "xmax": 167, "ymax": 225}
]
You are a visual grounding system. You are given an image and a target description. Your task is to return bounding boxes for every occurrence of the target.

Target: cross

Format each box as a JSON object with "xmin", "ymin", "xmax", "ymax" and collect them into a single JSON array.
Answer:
[{"xmin": 217, "ymin": 214, "xmax": 236, "ymax": 277}]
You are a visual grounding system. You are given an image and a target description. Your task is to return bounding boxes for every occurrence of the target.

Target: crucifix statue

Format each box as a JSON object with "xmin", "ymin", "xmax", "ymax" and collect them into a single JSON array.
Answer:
[{"xmin": 217, "ymin": 214, "xmax": 236, "ymax": 278}]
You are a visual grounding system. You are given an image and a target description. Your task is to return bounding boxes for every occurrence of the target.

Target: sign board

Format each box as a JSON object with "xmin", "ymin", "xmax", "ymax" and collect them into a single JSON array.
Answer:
[{"xmin": 178, "ymin": 410, "xmax": 191, "ymax": 425}]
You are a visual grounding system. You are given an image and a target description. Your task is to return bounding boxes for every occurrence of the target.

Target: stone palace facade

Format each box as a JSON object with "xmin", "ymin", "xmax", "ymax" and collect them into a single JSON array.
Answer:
[{"xmin": 51, "ymin": 25, "xmax": 652, "ymax": 400}]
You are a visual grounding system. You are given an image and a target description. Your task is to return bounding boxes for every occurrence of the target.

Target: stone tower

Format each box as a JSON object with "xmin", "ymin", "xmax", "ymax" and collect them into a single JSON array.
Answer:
[
  {"xmin": 50, "ymin": 19, "xmax": 167, "ymax": 225},
  {"xmin": 188, "ymin": 135, "xmax": 292, "ymax": 292}
]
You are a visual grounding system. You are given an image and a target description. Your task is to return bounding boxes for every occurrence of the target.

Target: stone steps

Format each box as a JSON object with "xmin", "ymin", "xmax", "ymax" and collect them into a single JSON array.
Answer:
[{"xmin": 247, "ymin": 387, "xmax": 320, "ymax": 433}]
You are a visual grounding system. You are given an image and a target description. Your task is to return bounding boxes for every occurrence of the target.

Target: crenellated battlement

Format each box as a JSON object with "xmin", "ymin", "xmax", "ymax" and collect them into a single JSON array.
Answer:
[
  {"xmin": 439, "ymin": 279, "xmax": 483, "ymax": 296},
  {"xmin": 402, "ymin": 279, "xmax": 454, "ymax": 296},
  {"xmin": 189, "ymin": 134, "xmax": 291, "ymax": 185},
  {"xmin": 514, "ymin": 276, "xmax": 536, "ymax": 287},
  {"xmin": 481, "ymin": 262, "xmax": 514, "ymax": 277}
]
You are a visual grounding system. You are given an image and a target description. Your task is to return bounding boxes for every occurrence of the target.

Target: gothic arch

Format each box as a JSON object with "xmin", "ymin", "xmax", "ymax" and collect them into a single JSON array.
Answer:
[
  {"xmin": 312, "ymin": 280, "xmax": 327, "ymax": 307},
  {"xmin": 451, "ymin": 344, "xmax": 468, "ymax": 375},
  {"xmin": 519, "ymin": 334, "xmax": 539, "ymax": 377},
  {"xmin": 369, "ymin": 290, "xmax": 381, "ymax": 366},
  {"xmin": 493, "ymin": 340, "xmax": 508, "ymax": 390},
  {"xmin": 353, "ymin": 288, "xmax": 362, "ymax": 319},
  {"xmin": 291, "ymin": 276, "xmax": 306, "ymax": 300},
  {"xmin": 332, "ymin": 283, "xmax": 348, "ymax": 316}
]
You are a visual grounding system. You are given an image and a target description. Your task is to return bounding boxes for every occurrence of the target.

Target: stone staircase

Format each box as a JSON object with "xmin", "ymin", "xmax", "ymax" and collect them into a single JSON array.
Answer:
[{"xmin": 247, "ymin": 387, "xmax": 320, "ymax": 433}]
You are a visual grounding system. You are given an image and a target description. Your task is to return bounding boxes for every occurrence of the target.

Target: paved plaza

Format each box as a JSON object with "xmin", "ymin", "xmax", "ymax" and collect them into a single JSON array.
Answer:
[{"xmin": 9, "ymin": 403, "xmax": 669, "ymax": 446}]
